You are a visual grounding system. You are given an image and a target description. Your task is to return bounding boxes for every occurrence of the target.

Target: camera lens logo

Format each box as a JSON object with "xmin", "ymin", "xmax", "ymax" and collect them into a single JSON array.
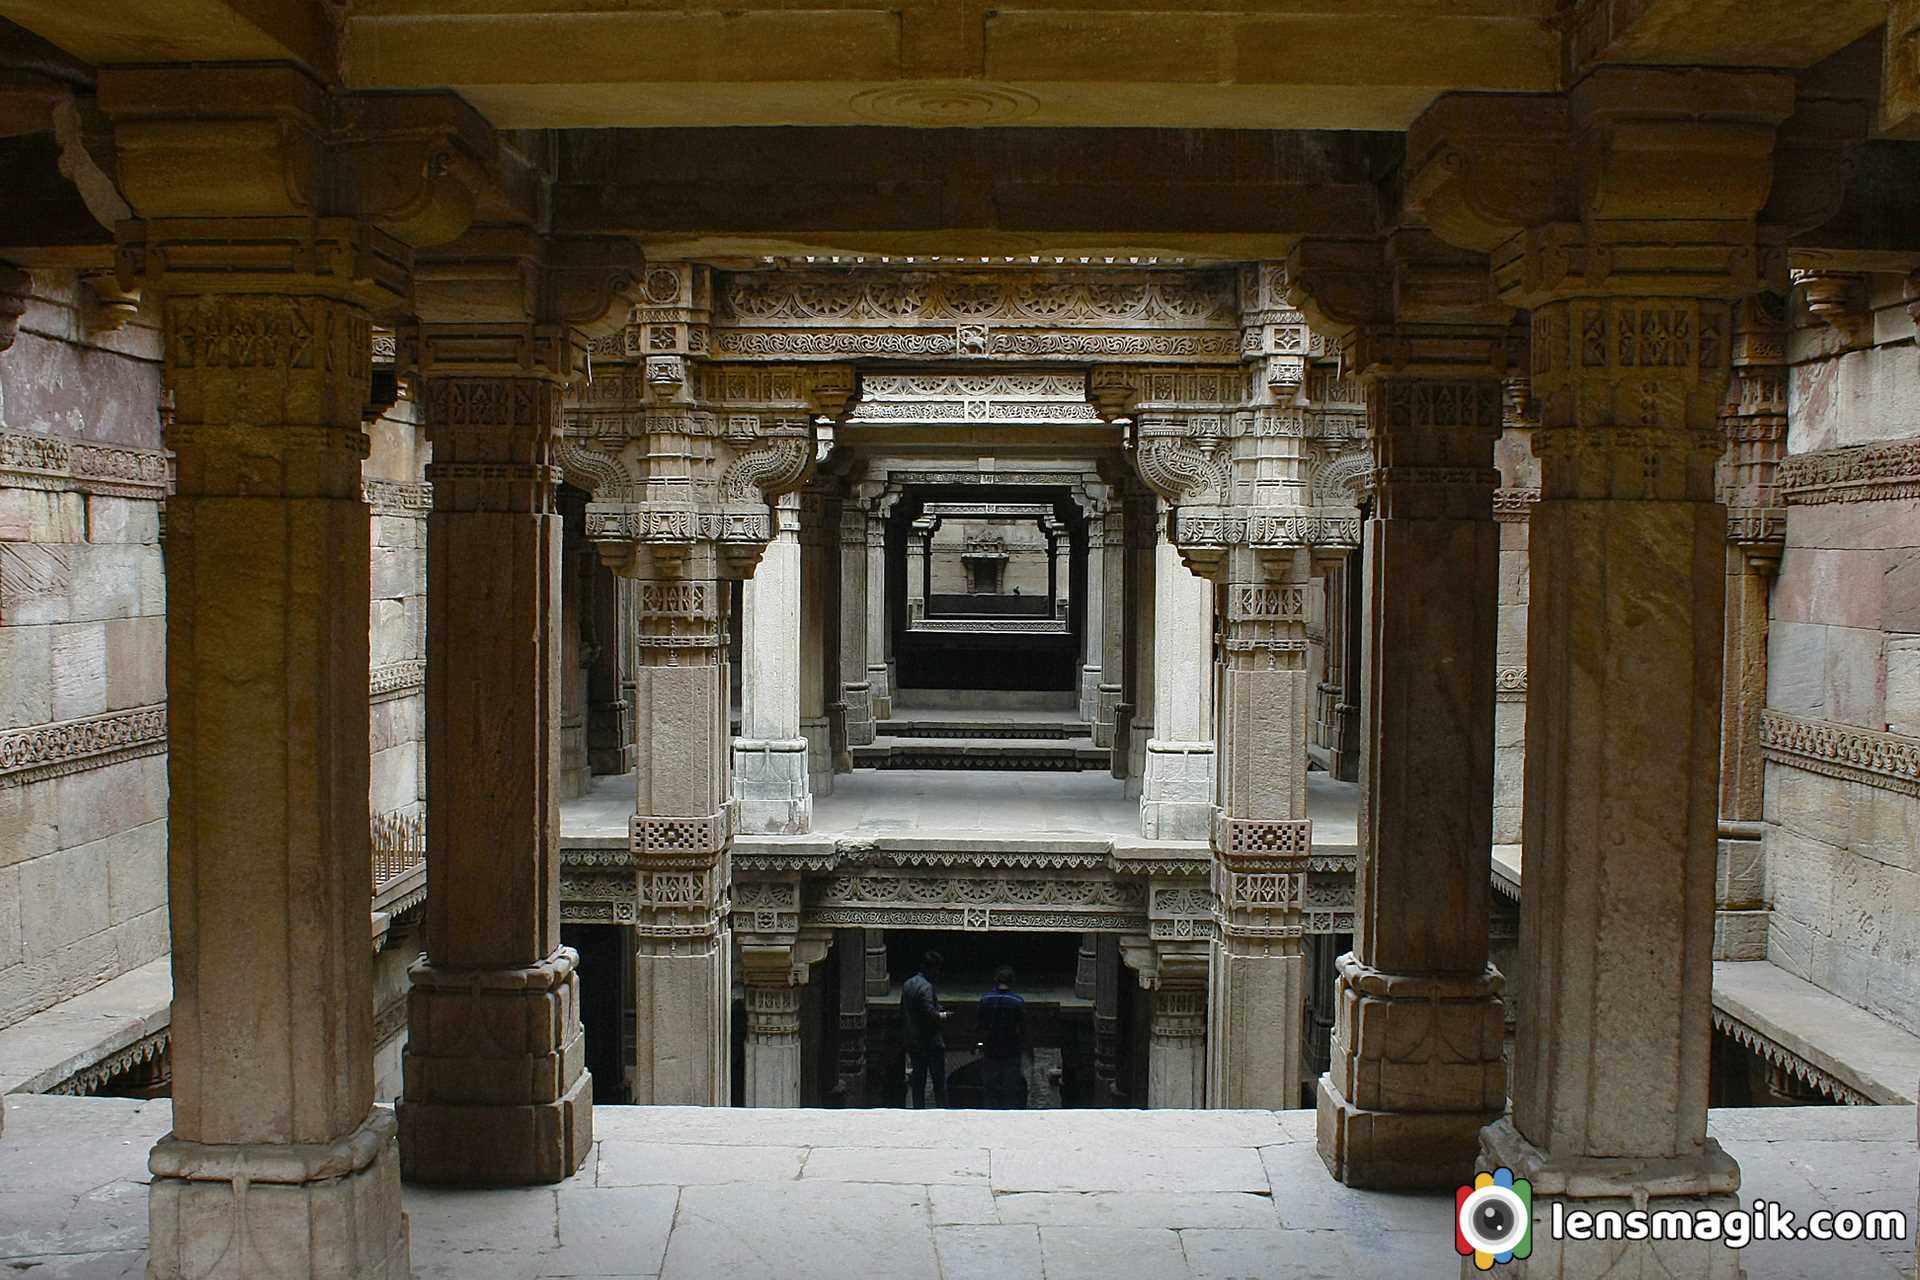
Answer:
[{"xmin": 1455, "ymin": 1167, "xmax": 1533, "ymax": 1270}]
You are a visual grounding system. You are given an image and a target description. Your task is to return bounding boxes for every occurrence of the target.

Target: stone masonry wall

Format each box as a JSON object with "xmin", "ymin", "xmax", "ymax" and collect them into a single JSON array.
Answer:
[
  {"xmin": 1763, "ymin": 273, "xmax": 1920, "ymax": 1036},
  {"xmin": 0, "ymin": 273, "xmax": 169, "ymax": 1030}
]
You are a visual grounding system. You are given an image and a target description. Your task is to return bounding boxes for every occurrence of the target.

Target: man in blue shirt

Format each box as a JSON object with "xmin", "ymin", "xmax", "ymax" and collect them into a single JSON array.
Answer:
[
  {"xmin": 975, "ymin": 966, "xmax": 1027, "ymax": 1109},
  {"xmin": 901, "ymin": 951, "xmax": 950, "ymax": 1108}
]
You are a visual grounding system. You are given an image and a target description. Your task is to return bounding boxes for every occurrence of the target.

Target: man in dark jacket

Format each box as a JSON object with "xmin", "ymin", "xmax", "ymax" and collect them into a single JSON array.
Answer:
[
  {"xmin": 901, "ymin": 951, "xmax": 950, "ymax": 1108},
  {"xmin": 975, "ymin": 966, "xmax": 1027, "ymax": 1108}
]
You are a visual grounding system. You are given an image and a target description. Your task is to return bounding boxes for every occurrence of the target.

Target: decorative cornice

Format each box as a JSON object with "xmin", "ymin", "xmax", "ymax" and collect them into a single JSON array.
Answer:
[
  {"xmin": 0, "ymin": 431, "xmax": 172, "ymax": 501},
  {"xmin": 1778, "ymin": 441, "xmax": 1920, "ymax": 506},
  {"xmin": 0, "ymin": 704, "xmax": 167, "ymax": 787},
  {"xmin": 1760, "ymin": 710, "xmax": 1920, "ymax": 797},
  {"xmin": 1710, "ymin": 1008, "xmax": 1872, "ymax": 1106},
  {"xmin": 45, "ymin": 1029, "xmax": 170, "ymax": 1098}
]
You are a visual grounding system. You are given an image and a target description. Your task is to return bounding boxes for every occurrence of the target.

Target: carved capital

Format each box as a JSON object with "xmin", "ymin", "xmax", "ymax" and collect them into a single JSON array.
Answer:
[{"xmin": 1409, "ymin": 71, "xmax": 1797, "ymax": 307}]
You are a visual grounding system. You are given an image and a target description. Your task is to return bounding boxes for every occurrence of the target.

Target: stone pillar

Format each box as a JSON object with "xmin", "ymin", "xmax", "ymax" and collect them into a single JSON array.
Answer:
[
  {"xmin": 1716, "ymin": 294, "xmax": 1787, "ymax": 960},
  {"xmin": 1080, "ymin": 512, "xmax": 1106, "ymax": 726},
  {"xmin": 835, "ymin": 928, "xmax": 870, "ymax": 1106},
  {"xmin": 401, "ymin": 325, "xmax": 593, "ymax": 1186},
  {"xmin": 800, "ymin": 491, "xmax": 835, "ymax": 801},
  {"xmin": 130, "ymin": 222, "xmax": 411, "ymax": 1276},
  {"xmin": 1139, "ymin": 504, "xmax": 1214, "ymax": 839},
  {"xmin": 586, "ymin": 554, "xmax": 635, "ymax": 776},
  {"xmin": 737, "ymin": 916, "xmax": 827, "ymax": 1108},
  {"xmin": 1074, "ymin": 934, "xmax": 1099, "ymax": 1000},
  {"xmin": 1147, "ymin": 984, "xmax": 1207, "ymax": 1109},
  {"xmin": 840, "ymin": 500, "xmax": 874, "ymax": 747},
  {"xmin": 1209, "ymin": 546, "xmax": 1314, "ymax": 1110},
  {"xmin": 625, "ymin": 545, "xmax": 734, "ymax": 1105},
  {"xmin": 865, "ymin": 930, "xmax": 891, "ymax": 996},
  {"xmin": 1099, "ymin": 505, "xmax": 1128, "ymax": 750},
  {"xmin": 1408, "ymin": 72, "xmax": 1796, "ymax": 1274},
  {"xmin": 865, "ymin": 507, "xmax": 892, "ymax": 719},
  {"xmin": 1092, "ymin": 934, "xmax": 1123, "ymax": 1106},
  {"xmin": 906, "ymin": 517, "xmax": 932, "ymax": 629},
  {"xmin": 735, "ymin": 494, "xmax": 811, "ymax": 833},
  {"xmin": 1316, "ymin": 357, "xmax": 1508, "ymax": 1189},
  {"xmin": 1121, "ymin": 490, "xmax": 1156, "ymax": 790}
]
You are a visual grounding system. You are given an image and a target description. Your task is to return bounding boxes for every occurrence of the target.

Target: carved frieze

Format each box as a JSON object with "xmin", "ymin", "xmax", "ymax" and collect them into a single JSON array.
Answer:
[
  {"xmin": 1778, "ymin": 441, "xmax": 1920, "ymax": 506},
  {"xmin": 1761, "ymin": 710, "xmax": 1920, "ymax": 797},
  {"xmin": 0, "ymin": 704, "xmax": 167, "ymax": 787},
  {"xmin": 0, "ymin": 430, "xmax": 173, "ymax": 501}
]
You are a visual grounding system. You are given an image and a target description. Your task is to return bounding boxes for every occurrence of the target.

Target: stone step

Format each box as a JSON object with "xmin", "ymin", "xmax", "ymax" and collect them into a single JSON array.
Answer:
[
  {"xmin": 852, "ymin": 737, "xmax": 1111, "ymax": 771},
  {"xmin": 880, "ymin": 718, "xmax": 1089, "ymax": 740}
]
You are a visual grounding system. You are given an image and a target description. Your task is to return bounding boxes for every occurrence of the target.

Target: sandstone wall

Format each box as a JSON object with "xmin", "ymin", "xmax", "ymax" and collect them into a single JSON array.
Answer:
[
  {"xmin": 0, "ymin": 273, "xmax": 169, "ymax": 1029},
  {"xmin": 1763, "ymin": 273, "xmax": 1920, "ymax": 1036}
]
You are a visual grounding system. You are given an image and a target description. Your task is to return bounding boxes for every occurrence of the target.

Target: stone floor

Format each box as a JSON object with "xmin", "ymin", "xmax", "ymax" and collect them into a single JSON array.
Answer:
[
  {"xmin": 2, "ymin": 1096, "xmax": 1911, "ymax": 1279},
  {"xmin": 563, "ymin": 768, "xmax": 1360, "ymax": 846}
]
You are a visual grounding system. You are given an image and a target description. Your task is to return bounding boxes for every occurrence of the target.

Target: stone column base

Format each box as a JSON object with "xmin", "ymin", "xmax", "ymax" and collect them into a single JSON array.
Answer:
[
  {"xmin": 1093, "ymin": 682, "xmax": 1123, "ymax": 748},
  {"xmin": 1317, "ymin": 957, "xmax": 1506, "ymax": 1189},
  {"xmin": 1139, "ymin": 739, "xmax": 1214, "ymax": 840},
  {"xmin": 1470, "ymin": 1118, "xmax": 1744, "ymax": 1279},
  {"xmin": 842, "ymin": 682, "xmax": 875, "ymax": 748},
  {"xmin": 398, "ymin": 950, "xmax": 593, "ymax": 1186},
  {"xmin": 867, "ymin": 663, "xmax": 892, "ymax": 720},
  {"xmin": 148, "ymin": 1109, "xmax": 409, "ymax": 1280},
  {"xmin": 801, "ymin": 716, "xmax": 834, "ymax": 799},
  {"xmin": 1079, "ymin": 665, "xmax": 1102, "ymax": 724},
  {"xmin": 733, "ymin": 737, "xmax": 813, "ymax": 834}
]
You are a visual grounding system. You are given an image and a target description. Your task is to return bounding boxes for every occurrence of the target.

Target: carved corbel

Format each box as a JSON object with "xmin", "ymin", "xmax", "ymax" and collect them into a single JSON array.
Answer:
[
  {"xmin": 1404, "ymin": 94, "xmax": 1573, "ymax": 255},
  {"xmin": 1281, "ymin": 239, "xmax": 1388, "ymax": 346},
  {"xmin": 1794, "ymin": 269, "xmax": 1873, "ymax": 351},
  {"xmin": 543, "ymin": 236, "xmax": 648, "ymax": 342},
  {"xmin": 1089, "ymin": 366, "xmax": 1139, "ymax": 422},
  {"xmin": 1132, "ymin": 418, "xmax": 1229, "ymax": 504},
  {"xmin": 332, "ymin": 93, "xmax": 496, "ymax": 250}
]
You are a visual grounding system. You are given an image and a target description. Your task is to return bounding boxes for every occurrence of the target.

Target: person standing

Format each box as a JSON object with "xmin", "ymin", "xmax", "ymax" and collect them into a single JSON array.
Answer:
[
  {"xmin": 902, "ymin": 951, "xmax": 950, "ymax": 1108},
  {"xmin": 975, "ymin": 965, "xmax": 1027, "ymax": 1109}
]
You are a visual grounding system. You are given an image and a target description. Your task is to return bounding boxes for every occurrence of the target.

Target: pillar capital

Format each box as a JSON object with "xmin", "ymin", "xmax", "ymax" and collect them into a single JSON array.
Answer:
[{"xmin": 1407, "ymin": 69, "xmax": 1799, "ymax": 308}]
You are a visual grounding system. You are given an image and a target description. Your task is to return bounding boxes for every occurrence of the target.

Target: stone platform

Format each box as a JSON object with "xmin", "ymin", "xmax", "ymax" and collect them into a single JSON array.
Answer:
[{"xmin": 1, "ymin": 1096, "xmax": 1912, "ymax": 1279}]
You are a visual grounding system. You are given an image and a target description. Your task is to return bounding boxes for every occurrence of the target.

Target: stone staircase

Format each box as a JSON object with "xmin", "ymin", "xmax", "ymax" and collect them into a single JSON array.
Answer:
[{"xmin": 853, "ymin": 695, "xmax": 1110, "ymax": 771}]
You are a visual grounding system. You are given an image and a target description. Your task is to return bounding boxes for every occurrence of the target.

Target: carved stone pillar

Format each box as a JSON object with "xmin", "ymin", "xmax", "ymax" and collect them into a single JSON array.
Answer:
[
  {"xmin": 1098, "ymin": 503, "xmax": 1128, "ymax": 749},
  {"xmin": 1074, "ymin": 933, "xmax": 1099, "ymax": 1000},
  {"xmin": 1409, "ymin": 71, "xmax": 1796, "ymax": 1274},
  {"xmin": 835, "ymin": 928, "xmax": 869, "ymax": 1106},
  {"xmin": 586, "ymin": 552, "xmax": 635, "ymax": 776},
  {"xmin": 102, "ymin": 63, "xmax": 502, "ymax": 1274},
  {"xmin": 1080, "ymin": 509, "xmax": 1107, "ymax": 728},
  {"xmin": 1139, "ymin": 502, "xmax": 1215, "ymax": 839},
  {"xmin": 1716, "ymin": 294, "xmax": 1787, "ymax": 960},
  {"xmin": 130, "ymin": 226, "xmax": 412, "ymax": 1277},
  {"xmin": 801, "ymin": 490, "xmax": 836, "ymax": 800},
  {"xmin": 400, "ymin": 318, "xmax": 592, "ymax": 1186},
  {"xmin": 736, "ymin": 895, "xmax": 827, "ymax": 1107},
  {"xmin": 620, "ymin": 543, "xmax": 734, "ymax": 1105},
  {"xmin": 865, "ymin": 930, "xmax": 891, "ymax": 997},
  {"xmin": 1209, "ymin": 546, "xmax": 1313, "ymax": 1110},
  {"xmin": 1092, "ymin": 934, "xmax": 1123, "ymax": 1106},
  {"xmin": 1121, "ymin": 488, "xmax": 1157, "ymax": 790},
  {"xmin": 906, "ymin": 516, "xmax": 932, "ymax": 629},
  {"xmin": 1282, "ymin": 234, "xmax": 1514, "ymax": 1186},
  {"xmin": 840, "ymin": 499, "xmax": 875, "ymax": 748},
  {"xmin": 865, "ymin": 507, "xmax": 892, "ymax": 719},
  {"xmin": 735, "ymin": 493, "xmax": 811, "ymax": 833}
]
